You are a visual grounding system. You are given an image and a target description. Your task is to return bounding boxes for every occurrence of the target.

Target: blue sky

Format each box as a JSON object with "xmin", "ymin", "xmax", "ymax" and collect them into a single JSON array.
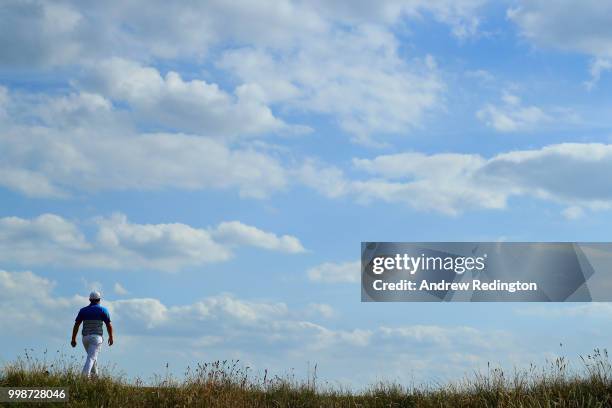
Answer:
[{"xmin": 2, "ymin": 0, "xmax": 612, "ymax": 388}]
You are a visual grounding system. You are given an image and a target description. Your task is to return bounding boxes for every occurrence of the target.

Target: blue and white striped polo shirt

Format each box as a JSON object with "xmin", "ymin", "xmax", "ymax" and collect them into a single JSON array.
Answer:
[{"xmin": 75, "ymin": 304, "xmax": 111, "ymax": 336}]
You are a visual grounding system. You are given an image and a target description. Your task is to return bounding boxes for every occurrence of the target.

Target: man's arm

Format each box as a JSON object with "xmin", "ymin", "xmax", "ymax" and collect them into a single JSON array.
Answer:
[
  {"xmin": 105, "ymin": 321, "xmax": 114, "ymax": 346},
  {"xmin": 71, "ymin": 321, "xmax": 81, "ymax": 347}
]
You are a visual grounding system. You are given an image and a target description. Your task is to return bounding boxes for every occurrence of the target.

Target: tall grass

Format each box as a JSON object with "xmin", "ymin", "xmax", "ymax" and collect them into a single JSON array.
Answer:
[{"xmin": 1, "ymin": 349, "xmax": 611, "ymax": 407}]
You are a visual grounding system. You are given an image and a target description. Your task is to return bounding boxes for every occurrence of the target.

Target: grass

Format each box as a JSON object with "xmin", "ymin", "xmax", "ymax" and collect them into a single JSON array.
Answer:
[{"xmin": 1, "ymin": 349, "xmax": 611, "ymax": 407}]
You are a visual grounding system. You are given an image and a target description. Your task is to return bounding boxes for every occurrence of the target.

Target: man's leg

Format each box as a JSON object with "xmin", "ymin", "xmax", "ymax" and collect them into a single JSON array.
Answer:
[
  {"xmin": 91, "ymin": 339, "xmax": 100, "ymax": 378},
  {"xmin": 82, "ymin": 335, "xmax": 102, "ymax": 377},
  {"xmin": 81, "ymin": 335, "xmax": 92, "ymax": 376},
  {"xmin": 90, "ymin": 335, "xmax": 102, "ymax": 377}
]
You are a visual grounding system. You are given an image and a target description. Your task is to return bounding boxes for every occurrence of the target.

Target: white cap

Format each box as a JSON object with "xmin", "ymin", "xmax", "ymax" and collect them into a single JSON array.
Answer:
[{"xmin": 89, "ymin": 290, "xmax": 101, "ymax": 300}]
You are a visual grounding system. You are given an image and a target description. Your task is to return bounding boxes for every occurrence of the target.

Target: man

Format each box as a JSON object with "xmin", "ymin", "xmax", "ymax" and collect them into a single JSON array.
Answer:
[{"xmin": 71, "ymin": 291, "xmax": 114, "ymax": 378}]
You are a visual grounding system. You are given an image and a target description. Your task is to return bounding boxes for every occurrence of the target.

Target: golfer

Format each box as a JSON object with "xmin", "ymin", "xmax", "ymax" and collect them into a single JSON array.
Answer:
[{"xmin": 71, "ymin": 291, "xmax": 114, "ymax": 377}]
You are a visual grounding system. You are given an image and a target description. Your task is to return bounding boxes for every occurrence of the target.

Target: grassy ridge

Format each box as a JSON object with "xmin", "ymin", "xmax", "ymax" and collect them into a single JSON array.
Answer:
[{"xmin": 1, "ymin": 349, "xmax": 611, "ymax": 407}]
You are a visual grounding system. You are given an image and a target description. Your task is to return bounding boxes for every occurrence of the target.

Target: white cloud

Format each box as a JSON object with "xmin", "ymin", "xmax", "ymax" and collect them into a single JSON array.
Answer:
[
  {"xmin": 0, "ymin": 270, "xmax": 83, "ymax": 333},
  {"xmin": 476, "ymin": 93, "xmax": 553, "ymax": 132},
  {"xmin": 0, "ymin": 213, "xmax": 305, "ymax": 271},
  {"xmin": 110, "ymin": 298, "xmax": 170, "ymax": 330},
  {"xmin": 508, "ymin": 1, "xmax": 612, "ymax": 57},
  {"xmin": 83, "ymin": 58, "xmax": 295, "ymax": 139},
  {"xmin": 508, "ymin": 1, "xmax": 612, "ymax": 86},
  {"xmin": 0, "ymin": 86, "xmax": 8, "ymax": 116},
  {"xmin": 351, "ymin": 152, "xmax": 505, "ymax": 214},
  {"xmin": 296, "ymin": 160, "xmax": 351, "ymax": 198},
  {"xmin": 0, "ymin": 214, "xmax": 90, "ymax": 266},
  {"xmin": 113, "ymin": 282, "xmax": 129, "ymax": 296},
  {"xmin": 312, "ymin": 0, "xmax": 486, "ymax": 38},
  {"xmin": 0, "ymin": 214, "xmax": 88, "ymax": 250},
  {"xmin": 478, "ymin": 143, "xmax": 612, "ymax": 207},
  {"xmin": 379, "ymin": 325, "xmax": 508, "ymax": 349},
  {"xmin": 307, "ymin": 303, "xmax": 336, "ymax": 318},
  {"xmin": 562, "ymin": 206, "xmax": 584, "ymax": 220},
  {"xmin": 0, "ymin": 0, "xmax": 325, "ymax": 66},
  {"xmin": 0, "ymin": 1, "xmax": 491, "ymax": 146},
  {"xmin": 516, "ymin": 303, "xmax": 612, "ymax": 319},
  {"xmin": 586, "ymin": 57, "xmax": 612, "ymax": 90},
  {"xmin": 219, "ymin": 27, "xmax": 443, "ymax": 144},
  {"xmin": 307, "ymin": 261, "xmax": 361, "ymax": 283},
  {"xmin": 0, "ymin": 1, "xmax": 84, "ymax": 67},
  {"xmin": 299, "ymin": 157, "xmax": 495, "ymax": 215},
  {"xmin": 0, "ymin": 1, "xmax": 484, "ymax": 67},
  {"xmin": 211, "ymin": 221, "xmax": 305, "ymax": 253},
  {"xmin": 0, "ymin": 168, "xmax": 66, "ymax": 198},
  {"xmin": 81, "ymin": 278, "xmax": 103, "ymax": 294},
  {"xmin": 39, "ymin": 92, "xmax": 113, "ymax": 127},
  {"xmin": 301, "ymin": 143, "xmax": 612, "ymax": 215},
  {"xmin": 0, "ymin": 88, "xmax": 288, "ymax": 199},
  {"xmin": 0, "ymin": 269, "xmax": 56, "ymax": 300},
  {"xmin": 94, "ymin": 213, "xmax": 232, "ymax": 270},
  {"xmin": 465, "ymin": 69, "xmax": 495, "ymax": 84}
]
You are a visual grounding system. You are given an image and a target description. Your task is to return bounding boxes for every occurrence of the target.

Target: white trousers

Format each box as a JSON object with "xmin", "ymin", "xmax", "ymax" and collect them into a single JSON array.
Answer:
[{"xmin": 82, "ymin": 334, "xmax": 103, "ymax": 377}]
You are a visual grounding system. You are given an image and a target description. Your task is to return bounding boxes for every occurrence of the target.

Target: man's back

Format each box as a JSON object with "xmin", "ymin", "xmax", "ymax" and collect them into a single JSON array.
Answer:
[{"xmin": 76, "ymin": 304, "xmax": 111, "ymax": 336}]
